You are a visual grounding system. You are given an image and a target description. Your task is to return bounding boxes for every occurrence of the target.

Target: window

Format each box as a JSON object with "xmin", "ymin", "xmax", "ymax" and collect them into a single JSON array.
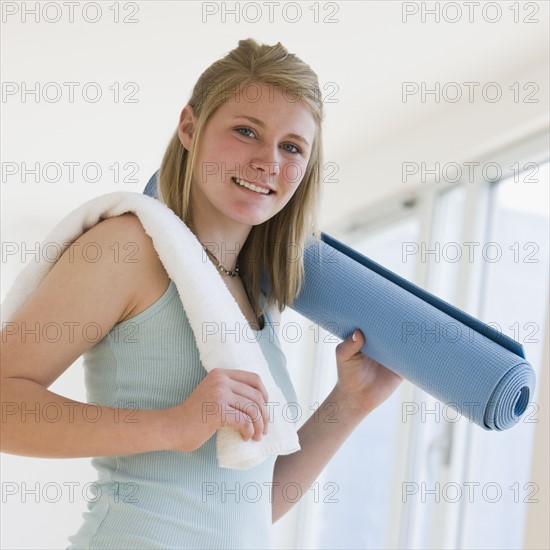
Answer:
[
  {"xmin": 273, "ymin": 148, "xmax": 549, "ymax": 550},
  {"xmin": 458, "ymin": 161, "xmax": 549, "ymax": 550}
]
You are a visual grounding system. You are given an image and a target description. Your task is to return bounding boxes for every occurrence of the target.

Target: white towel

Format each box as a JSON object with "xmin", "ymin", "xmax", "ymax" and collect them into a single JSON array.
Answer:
[{"xmin": 1, "ymin": 191, "xmax": 301, "ymax": 469}]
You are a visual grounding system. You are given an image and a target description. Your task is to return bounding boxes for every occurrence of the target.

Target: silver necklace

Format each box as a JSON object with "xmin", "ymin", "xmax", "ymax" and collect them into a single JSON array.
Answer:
[{"xmin": 201, "ymin": 244, "xmax": 240, "ymax": 277}]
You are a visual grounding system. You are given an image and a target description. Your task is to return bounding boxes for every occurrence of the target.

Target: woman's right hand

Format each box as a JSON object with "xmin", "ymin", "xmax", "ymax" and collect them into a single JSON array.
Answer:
[{"xmin": 165, "ymin": 368, "xmax": 270, "ymax": 453}]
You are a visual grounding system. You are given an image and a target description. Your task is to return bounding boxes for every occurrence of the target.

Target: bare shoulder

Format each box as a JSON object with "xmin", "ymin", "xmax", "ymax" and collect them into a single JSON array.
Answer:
[
  {"xmin": 93, "ymin": 212, "xmax": 166, "ymax": 267},
  {"xmin": 0, "ymin": 213, "xmax": 168, "ymax": 389},
  {"xmin": 94, "ymin": 212, "xmax": 156, "ymax": 255},
  {"xmin": 91, "ymin": 213, "xmax": 170, "ymax": 321}
]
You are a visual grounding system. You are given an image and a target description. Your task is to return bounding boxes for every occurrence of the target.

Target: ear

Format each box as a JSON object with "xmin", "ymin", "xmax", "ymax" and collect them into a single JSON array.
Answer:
[{"xmin": 178, "ymin": 104, "xmax": 196, "ymax": 151}]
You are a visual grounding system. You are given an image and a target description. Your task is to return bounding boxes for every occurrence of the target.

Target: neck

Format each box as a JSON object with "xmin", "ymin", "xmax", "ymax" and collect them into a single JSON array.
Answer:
[
  {"xmin": 189, "ymin": 217, "xmax": 251, "ymax": 274},
  {"xmin": 186, "ymin": 186, "xmax": 254, "ymax": 273}
]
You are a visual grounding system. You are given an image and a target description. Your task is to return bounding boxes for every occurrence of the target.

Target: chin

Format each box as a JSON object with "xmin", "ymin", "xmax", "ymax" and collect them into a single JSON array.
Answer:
[{"xmin": 229, "ymin": 210, "xmax": 274, "ymax": 227}]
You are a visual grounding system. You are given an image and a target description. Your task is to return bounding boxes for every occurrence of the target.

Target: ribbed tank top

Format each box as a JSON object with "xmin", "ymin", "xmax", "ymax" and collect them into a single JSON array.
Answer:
[{"xmin": 66, "ymin": 279, "xmax": 298, "ymax": 549}]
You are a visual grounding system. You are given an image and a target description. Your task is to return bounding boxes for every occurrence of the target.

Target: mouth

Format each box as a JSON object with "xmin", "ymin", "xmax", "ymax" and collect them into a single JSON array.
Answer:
[{"xmin": 231, "ymin": 177, "xmax": 274, "ymax": 195}]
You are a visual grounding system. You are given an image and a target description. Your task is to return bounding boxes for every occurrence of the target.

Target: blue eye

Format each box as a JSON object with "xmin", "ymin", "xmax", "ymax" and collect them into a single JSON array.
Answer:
[
  {"xmin": 235, "ymin": 127, "xmax": 255, "ymax": 138},
  {"xmin": 283, "ymin": 143, "xmax": 301, "ymax": 155},
  {"xmin": 235, "ymin": 127, "xmax": 302, "ymax": 155}
]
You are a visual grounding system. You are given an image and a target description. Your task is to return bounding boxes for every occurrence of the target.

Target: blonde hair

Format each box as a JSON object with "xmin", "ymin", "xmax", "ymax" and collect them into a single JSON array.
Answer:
[{"xmin": 158, "ymin": 38, "xmax": 324, "ymax": 319}]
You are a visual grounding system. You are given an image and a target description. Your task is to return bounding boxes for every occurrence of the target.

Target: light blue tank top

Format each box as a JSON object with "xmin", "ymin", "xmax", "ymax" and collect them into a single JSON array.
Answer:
[{"xmin": 66, "ymin": 280, "xmax": 298, "ymax": 549}]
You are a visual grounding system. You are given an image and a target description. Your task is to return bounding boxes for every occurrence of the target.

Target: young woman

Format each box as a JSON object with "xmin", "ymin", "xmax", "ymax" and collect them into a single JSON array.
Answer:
[{"xmin": 1, "ymin": 39, "xmax": 402, "ymax": 549}]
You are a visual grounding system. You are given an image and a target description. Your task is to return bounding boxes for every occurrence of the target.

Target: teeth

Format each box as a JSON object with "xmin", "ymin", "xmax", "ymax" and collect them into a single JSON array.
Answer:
[{"xmin": 233, "ymin": 177, "xmax": 270, "ymax": 195}]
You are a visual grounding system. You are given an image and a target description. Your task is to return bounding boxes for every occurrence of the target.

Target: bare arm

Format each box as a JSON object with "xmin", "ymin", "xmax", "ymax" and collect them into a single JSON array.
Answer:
[
  {"xmin": 1, "ymin": 213, "xmax": 271, "ymax": 458},
  {"xmin": 271, "ymin": 331, "xmax": 403, "ymax": 522}
]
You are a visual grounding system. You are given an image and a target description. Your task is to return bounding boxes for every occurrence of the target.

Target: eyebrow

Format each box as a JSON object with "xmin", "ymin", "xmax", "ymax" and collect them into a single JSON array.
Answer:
[{"xmin": 233, "ymin": 115, "xmax": 310, "ymax": 147}]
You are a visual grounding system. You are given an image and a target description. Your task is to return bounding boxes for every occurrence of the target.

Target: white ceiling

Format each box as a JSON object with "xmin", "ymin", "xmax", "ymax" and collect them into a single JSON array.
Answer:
[{"xmin": 1, "ymin": 1, "xmax": 549, "ymax": 248}]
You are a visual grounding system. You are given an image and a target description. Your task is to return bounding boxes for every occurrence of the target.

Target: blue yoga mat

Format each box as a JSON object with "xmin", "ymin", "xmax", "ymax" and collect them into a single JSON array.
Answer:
[{"xmin": 143, "ymin": 171, "xmax": 535, "ymax": 431}]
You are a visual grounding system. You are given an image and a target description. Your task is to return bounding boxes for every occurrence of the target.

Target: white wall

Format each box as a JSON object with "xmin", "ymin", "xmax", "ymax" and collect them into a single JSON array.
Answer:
[{"xmin": 1, "ymin": 2, "xmax": 548, "ymax": 549}]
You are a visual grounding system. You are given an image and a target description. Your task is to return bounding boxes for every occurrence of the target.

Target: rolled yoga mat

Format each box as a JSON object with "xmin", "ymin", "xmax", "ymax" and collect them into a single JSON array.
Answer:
[{"xmin": 144, "ymin": 171, "xmax": 535, "ymax": 431}]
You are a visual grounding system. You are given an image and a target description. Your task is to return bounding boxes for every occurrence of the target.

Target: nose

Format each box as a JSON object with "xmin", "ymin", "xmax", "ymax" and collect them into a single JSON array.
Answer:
[
  {"xmin": 248, "ymin": 160, "xmax": 280, "ymax": 181},
  {"xmin": 246, "ymin": 145, "xmax": 281, "ymax": 183}
]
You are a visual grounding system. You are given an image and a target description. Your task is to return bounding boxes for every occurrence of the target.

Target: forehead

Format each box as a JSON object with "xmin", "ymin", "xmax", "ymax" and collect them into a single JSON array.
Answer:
[{"xmin": 215, "ymin": 83, "xmax": 317, "ymax": 137}]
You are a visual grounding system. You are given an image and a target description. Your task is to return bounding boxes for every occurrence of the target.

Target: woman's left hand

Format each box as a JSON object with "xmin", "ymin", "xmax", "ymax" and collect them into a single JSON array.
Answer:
[{"xmin": 334, "ymin": 329, "xmax": 403, "ymax": 417}]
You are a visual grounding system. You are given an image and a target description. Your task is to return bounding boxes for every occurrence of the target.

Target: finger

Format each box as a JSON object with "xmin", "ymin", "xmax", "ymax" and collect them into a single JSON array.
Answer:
[
  {"xmin": 336, "ymin": 329, "xmax": 364, "ymax": 359},
  {"xmin": 211, "ymin": 388, "xmax": 266, "ymax": 442},
  {"xmin": 229, "ymin": 395, "xmax": 266, "ymax": 441},
  {"xmin": 229, "ymin": 381, "xmax": 270, "ymax": 435},
  {"xmin": 222, "ymin": 405, "xmax": 257, "ymax": 442},
  {"xmin": 223, "ymin": 369, "xmax": 269, "ymax": 403}
]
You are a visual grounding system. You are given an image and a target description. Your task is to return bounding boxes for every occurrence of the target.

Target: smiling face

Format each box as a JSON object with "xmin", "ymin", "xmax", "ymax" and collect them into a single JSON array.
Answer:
[{"xmin": 179, "ymin": 82, "xmax": 317, "ymax": 230}]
